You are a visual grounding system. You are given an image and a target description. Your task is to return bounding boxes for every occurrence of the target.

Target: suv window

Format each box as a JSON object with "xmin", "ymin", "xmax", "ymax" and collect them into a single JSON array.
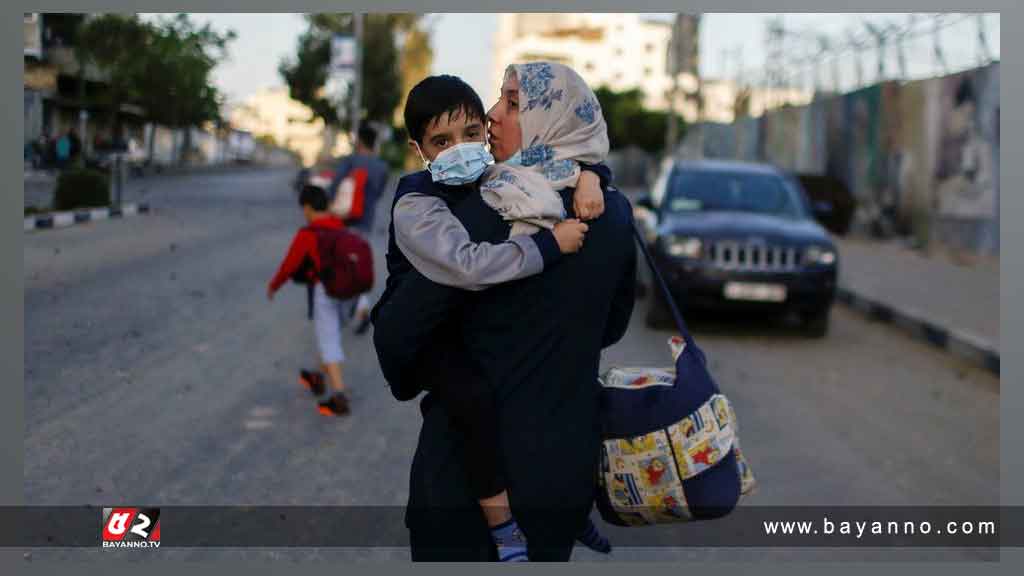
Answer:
[{"xmin": 665, "ymin": 169, "xmax": 810, "ymax": 220}]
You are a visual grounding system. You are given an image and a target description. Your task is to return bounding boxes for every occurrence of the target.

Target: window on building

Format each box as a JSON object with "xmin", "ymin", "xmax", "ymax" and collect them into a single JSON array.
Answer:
[
  {"xmin": 615, "ymin": 47, "xmax": 624, "ymax": 57},
  {"xmin": 644, "ymin": 67, "xmax": 653, "ymax": 77},
  {"xmin": 645, "ymin": 43, "xmax": 654, "ymax": 54},
  {"xmin": 585, "ymin": 62, "xmax": 595, "ymax": 72}
]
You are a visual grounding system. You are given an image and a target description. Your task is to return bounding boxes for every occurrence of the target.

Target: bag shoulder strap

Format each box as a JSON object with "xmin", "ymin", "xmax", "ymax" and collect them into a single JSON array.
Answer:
[{"xmin": 631, "ymin": 220, "xmax": 695, "ymax": 346}]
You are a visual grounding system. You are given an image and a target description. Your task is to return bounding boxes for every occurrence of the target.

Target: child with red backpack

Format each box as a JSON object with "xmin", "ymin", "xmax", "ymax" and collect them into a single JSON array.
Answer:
[{"xmin": 267, "ymin": 185, "xmax": 374, "ymax": 416}]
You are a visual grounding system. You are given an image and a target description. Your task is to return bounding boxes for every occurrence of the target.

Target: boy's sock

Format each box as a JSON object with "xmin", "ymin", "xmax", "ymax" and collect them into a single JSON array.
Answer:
[
  {"xmin": 490, "ymin": 518, "xmax": 529, "ymax": 562},
  {"xmin": 576, "ymin": 517, "xmax": 612, "ymax": 554}
]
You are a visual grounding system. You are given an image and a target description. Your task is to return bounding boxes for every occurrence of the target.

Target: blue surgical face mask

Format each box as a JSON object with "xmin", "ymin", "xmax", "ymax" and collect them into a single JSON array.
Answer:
[{"xmin": 416, "ymin": 141, "xmax": 494, "ymax": 185}]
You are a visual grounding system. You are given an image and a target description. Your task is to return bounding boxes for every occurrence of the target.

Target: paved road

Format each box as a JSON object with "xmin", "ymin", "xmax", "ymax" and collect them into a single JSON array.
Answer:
[{"xmin": 23, "ymin": 168, "xmax": 999, "ymax": 562}]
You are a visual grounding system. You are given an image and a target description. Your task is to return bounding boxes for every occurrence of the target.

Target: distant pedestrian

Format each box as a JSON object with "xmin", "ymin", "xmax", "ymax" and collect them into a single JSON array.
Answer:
[
  {"xmin": 55, "ymin": 132, "xmax": 71, "ymax": 169},
  {"xmin": 327, "ymin": 125, "xmax": 390, "ymax": 335},
  {"xmin": 68, "ymin": 128, "xmax": 82, "ymax": 163}
]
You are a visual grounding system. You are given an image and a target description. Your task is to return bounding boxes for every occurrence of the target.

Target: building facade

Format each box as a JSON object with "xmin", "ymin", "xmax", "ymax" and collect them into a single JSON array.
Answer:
[
  {"xmin": 493, "ymin": 14, "xmax": 699, "ymax": 114},
  {"xmin": 494, "ymin": 14, "xmax": 812, "ymax": 124},
  {"xmin": 228, "ymin": 86, "xmax": 335, "ymax": 167}
]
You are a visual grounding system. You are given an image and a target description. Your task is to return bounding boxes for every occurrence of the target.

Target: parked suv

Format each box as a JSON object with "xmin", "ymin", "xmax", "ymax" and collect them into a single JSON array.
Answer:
[{"xmin": 637, "ymin": 159, "xmax": 839, "ymax": 337}]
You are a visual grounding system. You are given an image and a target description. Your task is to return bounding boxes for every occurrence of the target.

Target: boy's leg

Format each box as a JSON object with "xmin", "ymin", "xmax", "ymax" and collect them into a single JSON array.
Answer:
[
  {"xmin": 433, "ymin": 363, "xmax": 529, "ymax": 560},
  {"xmin": 313, "ymin": 284, "xmax": 350, "ymax": 415},
  {"xmin": 322, "ymin": 361, "xmax": 345, "ymax": 393},
  {"xmin": 433, "ymin": 367, "xmax": 506, "ymax": 512},
  {"xmin": 353, "ymin": 294, "xmax": 372, "ymax": 335}
]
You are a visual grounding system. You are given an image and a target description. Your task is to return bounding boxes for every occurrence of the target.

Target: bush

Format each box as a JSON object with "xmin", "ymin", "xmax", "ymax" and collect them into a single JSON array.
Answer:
[
  {"xmin": 53, "ymin": 168, "xmax": 110, "ymax": 211},
  {"xmin": 379, "ymin": 127, "xmax": 408, "ymax": 172}
]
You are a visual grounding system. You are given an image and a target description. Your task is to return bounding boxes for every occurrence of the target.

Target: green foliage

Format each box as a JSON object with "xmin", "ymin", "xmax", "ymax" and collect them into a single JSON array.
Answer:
[
  {"xmin": 594, "ymin": 86, "xmax": 686, "ymax": 155},
  {"xmin": 75, "ymin": 15, "xmax": 150, "ymax": 135},
  {"xmin": 379, "ymin": 127, "xmax": 409, "ymax": 172},
  {"xmin": 72, "ymin": 13, "xmax": 236, "ymax": 151},
  {"xmin": 278, "ymin": 27, "xmax": 339, "ymax": 127},
  {"xmin": 279, "ymin": 14, "xmax": 427, "ymax": 131},
  {"xmin": 139, "ymin": 14, "xmax": 236, "ymax": 129},
  {"xmin": 54, "ymin": 168, "xmax": 110, "ymax": 211}
]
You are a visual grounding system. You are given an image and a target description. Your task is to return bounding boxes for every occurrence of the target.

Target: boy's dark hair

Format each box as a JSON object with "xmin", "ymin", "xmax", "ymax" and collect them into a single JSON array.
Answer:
[
  {"xmin": 299, "ymin": 185, "xmax": 328, "ymax": 212},
  {"xmin": 404, "ymin": 75, "xmax": 486, "ymax": 144},
  {"xmin": 357, "ymin": 125, "xmax": 377, "ymax": 150}
]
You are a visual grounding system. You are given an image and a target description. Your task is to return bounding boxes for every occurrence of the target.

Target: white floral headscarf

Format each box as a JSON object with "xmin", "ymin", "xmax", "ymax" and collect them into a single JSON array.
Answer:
[{"xmin": 480, "ymin": 62, "xmax": 610, "ymax": 235}]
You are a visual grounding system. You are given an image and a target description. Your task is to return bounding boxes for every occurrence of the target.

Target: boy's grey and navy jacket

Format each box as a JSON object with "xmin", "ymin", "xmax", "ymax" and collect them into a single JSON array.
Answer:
[{"xmin": 372, "ymin": 165, "xmax": 636, "ymax": 561}]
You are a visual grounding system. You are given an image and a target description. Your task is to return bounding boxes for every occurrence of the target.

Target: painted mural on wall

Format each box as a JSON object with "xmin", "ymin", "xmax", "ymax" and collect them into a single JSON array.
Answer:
[
  {"xmin": 701, "ymin": 122, "xmax": 738, "ymax": 160},
  {"xmin": 735, "ymin": 116, "xmax": 760, "ymax": 162},
  {"xmin": 892, "ymin": 79, "xmax": 934, "ymax": 243},
  {"xmin": 762, "ymin": 105, "xmax": 802, "ymax": 171},
  {"xmin": 933, "ymin": 65, "xmax": 999, "ymax": 221},
  {"xmin": 681, "ymin": 61, "xmax": 999, "ymax": 254},
  {"xmin": 843, "ymin": 85, "xmax": 882, "ymax": 228},
  {"xmin": 823, "ymin": 95, "xmax": 849, "ymax": 193}
]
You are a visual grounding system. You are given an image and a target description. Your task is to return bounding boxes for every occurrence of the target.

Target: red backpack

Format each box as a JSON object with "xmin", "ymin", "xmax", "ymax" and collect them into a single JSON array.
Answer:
[
  {"xmin": 307, "ymin": 226, "xmax": 374, "ymax": 300},
  {"xmin": 329, "ymin": 167, "xmax": 368, "ymax": 222}
]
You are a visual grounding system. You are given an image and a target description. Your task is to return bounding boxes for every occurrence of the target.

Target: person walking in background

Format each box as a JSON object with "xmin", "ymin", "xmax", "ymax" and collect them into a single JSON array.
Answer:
[
  {"xmin": 268, "ymin": 186, "xmax": 356, "ymax": 417},
  {"xmin": 328, "ymin": 125, "xmax": 391, "ymax": 335},
  {"xmin": 55, "ymin": 131, "xmax": 71, "ymax": 169},
  {"xmin": 68, "ymin": 128, "xmax": 82, "ymax": 164}
]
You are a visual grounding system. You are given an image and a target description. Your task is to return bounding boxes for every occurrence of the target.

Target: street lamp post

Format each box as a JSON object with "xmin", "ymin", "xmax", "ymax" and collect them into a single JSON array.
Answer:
[{"xmin": 352, "ymin": 13, "xmax": 364, "ymax": 141}]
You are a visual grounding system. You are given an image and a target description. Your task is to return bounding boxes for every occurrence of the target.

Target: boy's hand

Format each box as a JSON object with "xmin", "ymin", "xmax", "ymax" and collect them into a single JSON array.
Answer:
[
  {"xmin": 574, "ymin": 170, "xmax": 605, "ymax": 221},
  {"xmin": 553, "ymin": 219, "xmax": 589, "ymax": 254},
  {"xmin": 267, "ymin": 286, "xmax": 276, "ymax": 301}
]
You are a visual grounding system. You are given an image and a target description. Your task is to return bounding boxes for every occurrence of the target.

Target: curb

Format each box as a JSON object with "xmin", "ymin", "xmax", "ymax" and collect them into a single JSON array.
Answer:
[
  {"xmin": 24, "ymin": 203, "xmax": 150, "ymax": 232},
  {"xmin": 835, "ymin": 286, "xmax": 999, "ymax": 377}
]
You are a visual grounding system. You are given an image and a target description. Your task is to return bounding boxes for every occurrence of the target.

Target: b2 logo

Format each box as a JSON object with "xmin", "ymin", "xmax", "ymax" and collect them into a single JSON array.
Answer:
[{"xmin": 102, "ymin": 508, "xmax": 161, "ymax": 549}]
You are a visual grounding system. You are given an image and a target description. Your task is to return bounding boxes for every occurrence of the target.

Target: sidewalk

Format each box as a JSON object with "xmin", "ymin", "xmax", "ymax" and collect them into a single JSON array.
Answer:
[
  {"xmin": 24, "ymin": 162, "xmax": 294, "ymax": 210},
  {"xmin": 835, "ymin": 236, "xmax": 999, "ymax": 374}
]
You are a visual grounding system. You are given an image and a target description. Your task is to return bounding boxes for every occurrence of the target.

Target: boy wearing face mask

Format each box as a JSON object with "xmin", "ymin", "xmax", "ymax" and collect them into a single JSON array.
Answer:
[{"xmin": 372, "ymin": 75, "xmax": 612, "ymax": 562}]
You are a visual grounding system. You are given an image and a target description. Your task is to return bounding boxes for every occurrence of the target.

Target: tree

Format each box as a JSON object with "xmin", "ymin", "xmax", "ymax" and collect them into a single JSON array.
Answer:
[
  {"xmin": 279, "ymin": 13, "xmax": 428, "ymax": 135},
  {"xmin": 135, "ymin": 14, "xmax": 236, "ymax": 165},
  {"xmin": 75, "ymin": 14, "xmax": 151, "ymax": 143},
  {"xmin": 396, "ymin": 18, "xmax": 434, "ymax": 122},
  {"xmin": 595, "ymin": 86, "xmax": 686, "ymax": 155}
]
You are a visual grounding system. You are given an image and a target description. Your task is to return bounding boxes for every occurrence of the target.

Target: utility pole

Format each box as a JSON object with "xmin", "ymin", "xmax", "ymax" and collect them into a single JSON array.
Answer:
[
  {"xmin": 352, "ymin": 13, "xmax": 364, "ymax": 141},
  {"xmin": 865, "ymin": 21, "xmax": 888, "ymax": 83},
  {"xmin": 666, "ymin": 14, "xmax": 701, "ymax": 157},
  {"xmin": 732, "ymin": 45, "xmax": 744, "ymax": 87},
  {"xmin": 892, "ymin": 15, "xmax": 915, "ymax": 80},
  {"xmin": 976, "ymin": 13, "xmax": 992, "ymax": 66},
  {"xmin": 765, "ymin": 16, "xmax": 785, "ymax": 111},
  {"xmin": 846, "ymin": 28, "xmax": 866, "ymax": 88},
  {"xmin": 665, "ymin": 15, "xmax": 680, "ymax": 156},
  {"xmin": 932, "ymin": 14, "xmax": 949, "ymax": 74}
]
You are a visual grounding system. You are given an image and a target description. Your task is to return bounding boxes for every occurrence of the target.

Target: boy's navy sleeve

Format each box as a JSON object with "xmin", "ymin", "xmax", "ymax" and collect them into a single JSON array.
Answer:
[
  {"xmin": 579, "ymin": 162, "xmax": 613, "ymax": 190},
  {"xmin": 602, "ymin": 192, "xmax": 638, "ymax": 348},
  {"xmin": 372, "ymin": 268, "xmax": 463, "ymax": 401},
  {"xmin": 531, "ymin": 228, "xmax": 562, "ymax": 268}
]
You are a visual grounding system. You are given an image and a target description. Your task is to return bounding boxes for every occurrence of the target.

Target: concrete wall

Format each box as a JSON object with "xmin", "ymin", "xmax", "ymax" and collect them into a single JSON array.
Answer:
[{"xmin": 679, "ymin": 62, "xmax": 1000, "ymax": 255}]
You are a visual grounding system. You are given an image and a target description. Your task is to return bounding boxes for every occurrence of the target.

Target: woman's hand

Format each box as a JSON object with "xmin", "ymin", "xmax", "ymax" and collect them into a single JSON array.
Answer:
[
  {"xmin": 553, "ymin": 219, "xmax": 589, "ymax": 254},
  {"xmin": 574, "ymin": 170, "xmax": 605, "ymax": 221}
]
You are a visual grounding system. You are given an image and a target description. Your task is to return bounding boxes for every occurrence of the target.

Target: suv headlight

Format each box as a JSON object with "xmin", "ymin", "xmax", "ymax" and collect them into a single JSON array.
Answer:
[
  {"xmin": 666, "ymin": 236, "xmax": 703, "ymax": 259},
  {"xmin": 804, "ymin": 246, "xmax": 837, "ymax": 266}
]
